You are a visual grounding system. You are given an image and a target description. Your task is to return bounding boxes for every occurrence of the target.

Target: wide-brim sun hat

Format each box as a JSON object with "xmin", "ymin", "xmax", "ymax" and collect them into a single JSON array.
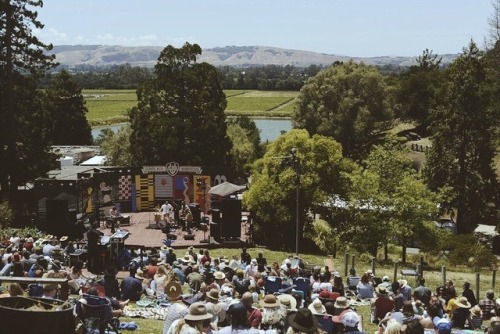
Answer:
[
  {"xmin": 214, "ymin": 271, "xmax": 225, "ymax": 280},
  {"xmin": 308, "ymin": 298, "xmax": 326, "ymax": 314},
  {"xmin": 456, "ymin": 296, "xmax": 471, "ymax": 309},
  {"xmin": 334, "ymin": 296, "xmax": 350, "ymax": 309},
  {"xmin": 277, "ymin": 294, "xmax": 297, "ymax": 311},
  {"xmin": 184, "ymin": 302, "xmax": 213, "ymax": 321},
  {"xmin": 376, "ymin": 285, "xmax": 388, "ymax": 295},
  {"xmin": 165, "ymin": 281, "xmax": 183, "ymax": 301},
  {"xmin": 288, "ymin": 308, "xmax": 318, "ymax": 333},
  {"xmin": 206, "ymin": 288, "xmax": 220, "ymax": 302},
  {"xmin": 260, "ymin": 294, "xmax": 281, "ymax": 308}
]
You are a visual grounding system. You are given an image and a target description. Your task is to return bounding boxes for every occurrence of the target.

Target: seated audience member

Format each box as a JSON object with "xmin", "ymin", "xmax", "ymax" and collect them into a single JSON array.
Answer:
[
  {"xmin": 41, "ymin": 283, "xmax": 58, "ymax": 299},
  {"xmin": 469, "ymin": 305, "xmax": 483, "ymax": 329},
  {"xmin": 101, "ymin": 266, "xmax": 121, "ymax": 300},
  {"xmin": 186, "ymin": 265, "xmax": 204, "ymax": 293},
  {"xmin": 479, "ymin": 290, "xmax": 496, "ymax": 320},
  {"xmin": 357, "ymin": 273, "xmax": 374, "ymax": 300},
  {"xmin": 120, "ymin": 267, "xmax": 143, "ymax": 301},
  {"xmin": 166, "ymin": 302, "xmax": 214, "ymax": 334},
  {"xmin": 260, "ymin": 294, "xmax": 287, "ymax": 333},
  {"xmin": 462, "ymin": 282, "xmax": 477, "ymax": 306},
  {"xmin": 452, "ymin": 296, "xmax": 472, "ymax": 329},
  {"xmin": 287, "ymin": 308, "xmax": 322, "ymax": 334},
  {"xmin": 242, "ymin": 291, "xmax": 262, "ymax": 329},
  {"xmin": 154, "ymin": 265, "xmax": 169, "ymax": 297},
  {"xmin": 404, "ymin": 319, "xmax": 424, "ymax": 334}
]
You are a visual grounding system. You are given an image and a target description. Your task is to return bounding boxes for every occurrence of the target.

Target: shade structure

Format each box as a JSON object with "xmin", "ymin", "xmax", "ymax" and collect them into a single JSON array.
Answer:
[{"xmin": 208, "ymin": 182, "xmax": 246, "ymax": 197}]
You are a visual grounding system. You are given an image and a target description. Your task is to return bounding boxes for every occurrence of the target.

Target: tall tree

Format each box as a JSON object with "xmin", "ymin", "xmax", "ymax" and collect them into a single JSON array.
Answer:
[
  {"xmin": 45, "ymin": 70, "xmax": 92, "ymax": 145},
  {"xmin": 397, "ymin": 49, "xmax": 443, "ymax": 131},
  {"xmin": 129, "ymin": 42, "xmax": 232, "ymax": 166},
  {"xmin": 292, "ymin": 61, "xmax": 393, "ymax": 160},
  {"xmin": 243, "ymin": 129, "xmax": 354, "ymax": 251},
  {"xmin": 424, "ymin": 41, "xmax": 499, "ymax": 234},
  {"xmin": 227, "ymin": 116, "xmax": 262, "ymax": 181},
  {"xmin": 0, "ymin": 0, "xmax": 56, "ymax": 198}
]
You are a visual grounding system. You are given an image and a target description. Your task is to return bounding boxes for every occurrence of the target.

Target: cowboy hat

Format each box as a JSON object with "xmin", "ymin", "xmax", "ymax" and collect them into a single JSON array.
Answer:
[
  {"xmin": 260, "ymin": 294, "xmax": 281, "ymax": 308},
  {"xmin": 184, "ymin": 302, "xmax": 213, "ymax": 321},
  {"xmin": 277, "ymin": 294, "xmax": 297, "ymax": 311},
  {"xmin": 456, "ymin": 296, "xmax": 471, "ymax": 309},
  {"xmin": 470, "ymin": 305, "xmax": 482, "ymax": 317},
  {"xmin": 334, "ymin": 296, "xmax": 350, "ymax": 309},
  {"xmin": 206, "ymin": 288, "xmax": 220, "ymax": 302},
  {"xmin": 288, "ymin": 308, "xmax": 319, "ymax": 333},
  {"xmin": 308, "ymin": 298, "xmax": 326, "ymax": 314},
  {"xmin": 165, "ymin": 281, "xmax": 183, "ymax": 301},
  {"xmin": 398, "ymin": 279, "xmax": 408, "ymax": 288}
]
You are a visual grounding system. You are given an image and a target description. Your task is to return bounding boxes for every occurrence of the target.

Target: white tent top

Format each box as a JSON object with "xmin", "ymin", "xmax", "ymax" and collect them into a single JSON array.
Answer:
[
  {"xmin": 474, "ymin": 224, "xmax": 498, "ymax": 237},
  {"xmin": 208, "ymin": 182, "xmax": 246, "ymax": 197}
]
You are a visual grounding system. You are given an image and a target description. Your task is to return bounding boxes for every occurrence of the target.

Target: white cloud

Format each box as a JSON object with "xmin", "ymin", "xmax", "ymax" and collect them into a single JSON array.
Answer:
[
  {"xmin": 96, "ymin": 33, "xmax": 114, "ymax": 41},
  {"xmin": 33, "ymin": 27, "xmax": 69, "ymax": 44},
  {"xmin": 139, "ymin": 34, "xmax": 158, "ymax": 41}
]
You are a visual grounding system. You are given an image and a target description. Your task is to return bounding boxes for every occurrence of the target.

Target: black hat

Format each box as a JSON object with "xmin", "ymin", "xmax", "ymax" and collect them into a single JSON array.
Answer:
[{"xmin": 288, "ymin": 308, "xmax": 319, "ymax": 333}]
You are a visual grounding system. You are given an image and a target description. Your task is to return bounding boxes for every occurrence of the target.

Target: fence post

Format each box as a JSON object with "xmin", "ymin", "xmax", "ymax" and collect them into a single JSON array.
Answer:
[
  {"xmin": 351, "ymin": 255, "xmax": 355, "ymax": 272},
  {"xmin": 393, "ymin": 262, "xmax": 399, "ymax": 282},
  {"xmin": 371, "ymin": 257, "xmax": 376, "ymax": 276},
  {"xmin": 419, "ymin": 256, "xmax": 424, "ymax": 278},
  {"xmin": 441, "ymin": 266, "xmax": 446, "ymax": 286},
  {"xmin": 493, "ymin": 269, "xmax": 497, "ymax": 290},
  {"xmin": 475, "ymin": 273, "xmax": 480, "ymax": 304},
  {"xmin": 344, "ymin": 253, "xmax": 349, "ymax": 277}
]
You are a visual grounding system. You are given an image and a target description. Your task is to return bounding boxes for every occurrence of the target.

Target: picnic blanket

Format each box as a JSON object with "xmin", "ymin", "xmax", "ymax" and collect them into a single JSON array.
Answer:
[{"xmin": 123, "ymin": 304, "xmax": 169, "ymax": 320}]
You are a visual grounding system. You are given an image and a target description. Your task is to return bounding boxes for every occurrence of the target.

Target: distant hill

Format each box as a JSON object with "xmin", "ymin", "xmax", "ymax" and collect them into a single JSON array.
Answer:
[{"xmin": 51, "ymin": 45, "xmax": 459, "ymax": 68}]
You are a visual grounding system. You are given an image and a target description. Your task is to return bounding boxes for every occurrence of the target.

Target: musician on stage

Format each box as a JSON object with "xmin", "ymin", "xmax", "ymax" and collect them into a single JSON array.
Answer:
[
  {"xmin": 109, "ymin": 206, "xmax": 120, "ymax": 218},
  {"xmin": 160, "ymin": 200, "xmax": 173, "ymax": 222}
]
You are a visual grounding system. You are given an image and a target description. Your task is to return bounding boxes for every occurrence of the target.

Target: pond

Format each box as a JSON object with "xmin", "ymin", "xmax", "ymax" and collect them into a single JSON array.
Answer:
[{"xmin": 91, "ymin": 118, "xmax": 293, "ymax": 143}]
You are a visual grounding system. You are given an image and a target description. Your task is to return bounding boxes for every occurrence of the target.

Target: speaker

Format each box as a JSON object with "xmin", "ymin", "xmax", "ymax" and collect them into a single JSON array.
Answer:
[
  {"xmin": 221, "ymin": 199, "xmax": 241, "ymax": 239},
  {"xmin": 211, "ymin": 209, "xmax": 221, "ymax": 224},
  {"xmin": 46, "ymin": 199, "xmax": 69, "ymax": 236},
  {"xmin": 210, "ymin": 222, "xmax": 220, "ymax": 242},
  {"xmin": 184, "ymin": 233, "xmax": 195, "ymax": 240},
  {"xmin": 189, "ymin": 203, "xmax": 201, "ymax": 226}
]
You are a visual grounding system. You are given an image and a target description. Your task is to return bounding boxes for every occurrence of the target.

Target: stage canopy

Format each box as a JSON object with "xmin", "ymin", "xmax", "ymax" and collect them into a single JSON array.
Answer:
[{"xmin": 208, "ymin": 182, "xmax": 246, "ymax": 197}]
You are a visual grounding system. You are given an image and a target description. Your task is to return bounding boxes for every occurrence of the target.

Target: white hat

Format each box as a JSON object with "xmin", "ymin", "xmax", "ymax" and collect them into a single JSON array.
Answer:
[
  {"xmin": 341, "ymin": 311, "xmax": 360, "ymax": 328},
  {"xmin": 382, "ymin": 275, "xmax": 390, "ymax": 281},
  {"xmin": 308, "ymin": 298, "xmax": 326, "ymax": 314}
]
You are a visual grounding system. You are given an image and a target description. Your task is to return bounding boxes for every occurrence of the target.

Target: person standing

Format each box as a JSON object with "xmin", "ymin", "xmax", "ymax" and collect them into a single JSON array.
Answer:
[
  {"xmin": 161, "ymin": 201, "xmax": 173, "ymax": 222},
  {"xmin": 86, "ymin": 222, "xmax": 103, "ymax": 273}
]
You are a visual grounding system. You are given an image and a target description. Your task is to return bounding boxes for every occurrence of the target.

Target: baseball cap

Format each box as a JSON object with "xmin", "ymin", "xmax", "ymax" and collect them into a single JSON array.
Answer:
[{"xmin": 341, "ymin": 311, "xmax": 360, "ymax": 328}]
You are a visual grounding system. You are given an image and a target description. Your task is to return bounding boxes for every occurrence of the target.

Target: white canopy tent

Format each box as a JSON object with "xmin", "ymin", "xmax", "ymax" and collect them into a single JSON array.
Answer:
[{"xmin": 208, "ymin": 182, "xmax": 246, "ymax": 197}]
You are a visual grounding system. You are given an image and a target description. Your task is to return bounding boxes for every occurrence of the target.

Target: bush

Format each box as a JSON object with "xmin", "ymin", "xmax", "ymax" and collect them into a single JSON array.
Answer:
[{"xmin": 0, "ymin": 201, "xmax": 14, "ymax": 229}]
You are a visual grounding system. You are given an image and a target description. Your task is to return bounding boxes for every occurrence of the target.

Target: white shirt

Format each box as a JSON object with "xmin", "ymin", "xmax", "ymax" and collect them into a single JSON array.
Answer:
[{"xmin": 161, "ymin": 203, "xmax": 173, "ymax": 215}]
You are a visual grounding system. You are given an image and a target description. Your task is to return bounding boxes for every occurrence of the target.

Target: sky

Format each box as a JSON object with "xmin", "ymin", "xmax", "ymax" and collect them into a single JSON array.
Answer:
[{"xmin": 34, "ymin": 0, "xmax": 495, "ymax": 58}]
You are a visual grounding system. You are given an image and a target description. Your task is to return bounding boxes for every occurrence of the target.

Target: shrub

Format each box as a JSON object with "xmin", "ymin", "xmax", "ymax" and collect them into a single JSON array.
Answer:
[{"xmin": 0, "ymin": 201, "xmax": 14, "ymax": 229}]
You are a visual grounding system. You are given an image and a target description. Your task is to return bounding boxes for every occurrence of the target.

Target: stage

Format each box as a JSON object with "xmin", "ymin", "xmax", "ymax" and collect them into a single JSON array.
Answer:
[{"xmin": 96, "ymin": 211, "xmax": 251, "ymax": 250}]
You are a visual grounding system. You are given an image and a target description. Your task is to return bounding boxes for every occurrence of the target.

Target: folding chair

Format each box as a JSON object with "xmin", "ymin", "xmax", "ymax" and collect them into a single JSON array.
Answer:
[
  {"xmin": 293, "ymin": 277, "xmax": 310, "ymax": 300},
  {"xmin": 264, "ymin": 276, "xmax": 282, "ymax": 295},
  {"xmin": 315, "ymin": 314, "xmax": 334, "ymax": 334},
  {"xmin": 75, "ymin": 294, "xmax": 121, "ymax": 334}
]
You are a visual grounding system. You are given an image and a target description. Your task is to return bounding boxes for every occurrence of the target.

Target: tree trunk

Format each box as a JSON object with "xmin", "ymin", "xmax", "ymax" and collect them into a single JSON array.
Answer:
[
  {"xmin": 402, "ymin": 244, "xmax": 407, "ymax": 264},
  {"xmin": 384, "ymin": 243, "xmax": 388, "ymax": 261}
]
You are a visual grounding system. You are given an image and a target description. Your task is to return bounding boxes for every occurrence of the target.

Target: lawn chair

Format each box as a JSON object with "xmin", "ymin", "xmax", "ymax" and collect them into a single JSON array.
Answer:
[
  {"xmin": 316, "ymin": 314, "xmax": 334, "ymax": 334},
  {"xmin": 264, "ymin": 275, "xmax": 282, "ymax": 295},
  {"xmin": 74, "ymin": 294, "xmax": 121, "ymax": 334},
  {"xmin": 293, "ymin": 277, "xmax": 310, "ymax": 302}
]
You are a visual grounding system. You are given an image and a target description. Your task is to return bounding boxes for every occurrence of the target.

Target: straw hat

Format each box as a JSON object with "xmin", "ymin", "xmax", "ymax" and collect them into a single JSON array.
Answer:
[
  {"xmin": 398, "ymin": 279, "xmax": 408, "ymax": 288},
  {"xmin": 376, "ymin": 285, "xmax": 388, "ymax": 295},
  {"xmin": 214, "ymin": 271, "xmax": 226, "ymax": 280},
  {"xmin": 455, "ymin": 296, "xmax": 471, "ymax": 309},
  {"xmin": 334, "ymin": 296, "xmax": 350, "ymax": 309},
  {"xmin": 277, "ymin": 294, "xmax": 297, "ymax": 311},
  {"xmin": 288, "ymin": 308, "xmax": 318, "ymax": 333},
  {"xmin": 260, "ymin": 294, "xmax": 281, "ymax": 308},
  {"xmin": 206, "ymin": 288, "xmax": 220, "ymax": 302},
  {"xmin": 308, "ymin": 298, "xmax": 326, "ymax": 314},
  {"xmin": 184, "ymin": 302, "xmax": 213, "ymax": 321},
  {"xmin": 471, "ymin": 305, "xmax": 482, "ymax": 317}
]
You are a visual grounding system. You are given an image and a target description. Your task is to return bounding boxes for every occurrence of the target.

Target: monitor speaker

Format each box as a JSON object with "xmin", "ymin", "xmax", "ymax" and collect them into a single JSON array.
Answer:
[
  {"xmin": 221, "ymin": 199, "xmax": 241, "ymax": 238},
  {"xmin": 184, "ymin": 234, "xmax": 195, "ymax": 240}
]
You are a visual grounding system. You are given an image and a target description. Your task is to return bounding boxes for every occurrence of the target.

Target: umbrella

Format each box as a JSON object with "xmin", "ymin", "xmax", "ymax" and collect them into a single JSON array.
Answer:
[{"xmin": 208, "ymin": 182, "xmax": 246, "ymax": 197}]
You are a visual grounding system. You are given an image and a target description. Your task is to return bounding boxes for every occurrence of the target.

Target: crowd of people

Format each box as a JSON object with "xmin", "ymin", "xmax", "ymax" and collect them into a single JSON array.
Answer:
[{"xmin": 2, "ymin": 231, "xmax": 500, "ymax": 334}]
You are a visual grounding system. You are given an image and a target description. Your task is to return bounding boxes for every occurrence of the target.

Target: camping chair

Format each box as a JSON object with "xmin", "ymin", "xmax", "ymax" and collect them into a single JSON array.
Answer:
[
  {"xmin": 293, "ymin": 277, "xmax": 310, "ymax": 302},
  {"xmin": 264, "ymin": 275, "xmax": 282, "ymax": 295},
  {"xmin": 372, "ymin": 276, "xmax": 382, "ymax": 287},
  {"xmin": 370, "ymin": 298, "xmax": 395, "ymax": 324},
  {"xmin": 316, "ymin": 314, "xmax": 334, "ymax": 334},
  {"xmin": 75, "ymin": 294, "xmax": 121, "ymax": 334},
  {"xmin": 346, "ymin": 276, "xmax": 360, "ymax": 296}
]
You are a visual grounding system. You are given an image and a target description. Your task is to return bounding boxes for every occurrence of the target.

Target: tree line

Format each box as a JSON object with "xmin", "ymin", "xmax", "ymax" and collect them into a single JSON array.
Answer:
[{"xmin": 1, "ymin": 0, "xmax": 499, "ymax": 260}]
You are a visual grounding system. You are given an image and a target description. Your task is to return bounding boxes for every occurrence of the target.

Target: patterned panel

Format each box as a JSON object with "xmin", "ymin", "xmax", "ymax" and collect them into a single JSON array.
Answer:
[
  {"xmin": 154, "ymin": 174, "xmax": 173, "ymax": 198},
  {"xmin": 194, "ymin": 175, "xmax": 211, "ymax": 213},
  {"xmin": 135, "ymin": 175, "xmax": 155, "ymax": 211},
  {"xmin": 118, "ymin": 175, "xmax": 132, "ymax": 200}
]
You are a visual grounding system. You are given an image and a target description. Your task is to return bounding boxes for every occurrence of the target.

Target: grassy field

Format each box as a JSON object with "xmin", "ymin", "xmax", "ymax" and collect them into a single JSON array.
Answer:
[
  {"xmin": 83, "ymin": 89, "xmax": 297, "ymax": 125},
  {"xmin": 113, "ymin": 247, "xmax": 498, "ymax": 334}
]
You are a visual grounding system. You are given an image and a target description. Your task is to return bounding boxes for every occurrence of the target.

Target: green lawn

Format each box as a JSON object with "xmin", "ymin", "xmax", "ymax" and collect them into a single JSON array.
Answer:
[{"xmin": 83, "ymin": 89, "xmax": 298, "ymax": 126}]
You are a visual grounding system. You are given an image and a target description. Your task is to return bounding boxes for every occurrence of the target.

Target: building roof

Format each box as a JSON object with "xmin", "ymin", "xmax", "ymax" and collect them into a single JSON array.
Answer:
[
  {"xmin": 474, "ymin": 224, "xmax": 498, "ymax": 237},
  {"xmin": 42, "ymin": 166, "xmax": 97, "ymax": 181}
]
